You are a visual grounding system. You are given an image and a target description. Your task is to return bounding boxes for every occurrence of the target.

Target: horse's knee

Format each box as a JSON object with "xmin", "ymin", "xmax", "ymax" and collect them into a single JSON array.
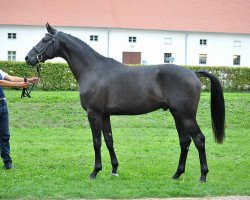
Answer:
[
  {"xmin": 1, "ymin": 136, "xmax": 10, "ymax": 143},
  {"xmin": 93, "ymin": 141, "xmax": 102, "ymax": 149},
  {"xmin": 180, "ymin": 138, "xmax": 191, "ymax": 150},
  {"xmin": 92, "ymin": 136, "xmax": 102, "ymax": 148}
]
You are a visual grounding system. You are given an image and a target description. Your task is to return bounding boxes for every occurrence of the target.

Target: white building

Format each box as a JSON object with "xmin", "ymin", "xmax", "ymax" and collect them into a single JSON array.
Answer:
[{"xmin": 0, "ymin": 0, "xmax": 250, "ymax": 67}]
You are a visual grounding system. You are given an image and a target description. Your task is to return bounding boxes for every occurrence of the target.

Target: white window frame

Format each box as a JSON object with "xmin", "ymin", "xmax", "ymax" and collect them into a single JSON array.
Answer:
[
  {"xmin": 8, "ymin": 51, "xmax": 16, "ymax": 61},
  {"xmin": 90, "ymin": 35, "xmax": 98, "ymax": 41},
  {"xmin": 164, "ymin": 53, "xmax": 172, "ymax": 63},
  {"xmin": 200, "ymin": 39, "xmax": 207, "ymax": 46},
  {"xmin": 233, "ymin": 41, "xmax": 241, "ymax": 47},
  {"xmin": 164, "ymin": 38, "xmax": 173, "ymax": 44},
  {"xmin": 199, "ymin": 54, "xmax": 207, "ymax": 64},
  {"xmin": 129, "ymin": 36, "xmax": 136, "ymax": 43},
  {"xmin": 8, "ymin": 33, "xmax": 16, "ymax": 39},
  {"xmin": 233, "ymin": 55, "xmax": 240, "ymax": 65}
]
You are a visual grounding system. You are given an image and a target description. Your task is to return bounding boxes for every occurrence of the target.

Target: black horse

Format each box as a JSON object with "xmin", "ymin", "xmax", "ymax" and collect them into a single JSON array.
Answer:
[{"xmin": 25, "ymin": 23, "xmax": 225, "ymax": 182}]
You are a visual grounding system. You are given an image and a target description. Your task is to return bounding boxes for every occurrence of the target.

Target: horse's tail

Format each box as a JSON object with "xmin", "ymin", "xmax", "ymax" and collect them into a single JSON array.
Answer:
[{"xmin": 195, "ymin": 70, "xmax": 225, "ymax": 144}]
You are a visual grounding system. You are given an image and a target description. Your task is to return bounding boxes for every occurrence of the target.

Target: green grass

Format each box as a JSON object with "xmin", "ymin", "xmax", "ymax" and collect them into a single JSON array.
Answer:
[{"xmin": 0, "ymin": 90, "xmax": 249, "ymax": 199}]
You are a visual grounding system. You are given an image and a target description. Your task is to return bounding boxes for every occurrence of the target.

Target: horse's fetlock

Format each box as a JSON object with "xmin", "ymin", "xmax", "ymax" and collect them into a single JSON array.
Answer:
[
  {"xmin": 112, "ymin": 161, "xmax": 119, "ymax": 168},
  {"xmin": 95, "ymin": 164, "xmax": 102, "ymax": 171},
  {"xmin": 177, "ymin": 166, "xmax": 185, "ymax": 174},
  {"xmin": 201, "ymin": 166, "xmax": 209, "ymax": 175}
]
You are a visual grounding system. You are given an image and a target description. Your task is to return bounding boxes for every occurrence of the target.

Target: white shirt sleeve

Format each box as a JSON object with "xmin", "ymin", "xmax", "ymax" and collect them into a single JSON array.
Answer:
[{"xmin": 0, "ymin": 70, "xmax": 8, "ymax": 79}]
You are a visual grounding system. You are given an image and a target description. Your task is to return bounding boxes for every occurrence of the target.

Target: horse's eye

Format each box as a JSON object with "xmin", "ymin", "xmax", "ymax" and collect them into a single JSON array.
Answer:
[{"xmin": 42, "ymin": 37, "xmax": 49, "ymax": 42}]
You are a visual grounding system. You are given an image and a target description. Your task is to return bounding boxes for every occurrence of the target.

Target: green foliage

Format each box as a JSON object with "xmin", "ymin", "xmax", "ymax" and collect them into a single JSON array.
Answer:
[
  {"xmin": 0, "ymin": 61, "xmax": 78, "ymax": 91},
  {"xmin": 0, "ymin": 61, "xmax": 37, "ymax": 78},
  {"xmin": 0, "ymin": 91, "xmax": 249, "ymax": 199},
  {"xmin": 186, "ymin": 66, "xmax": 250, "ymax": 92},
  {"xmin": 1, "ymin": 61, "xmax": 249, "ymax": 91},
  {"xmin": 39, "ymin": 62, "xmax": 78, "ymax": 91}
]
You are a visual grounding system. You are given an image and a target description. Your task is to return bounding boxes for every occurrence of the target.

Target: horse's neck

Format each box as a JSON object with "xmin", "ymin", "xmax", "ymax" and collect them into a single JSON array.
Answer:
[{"xmin": 57, "ymin": 34, "xmax": 103, "ymax": 81}]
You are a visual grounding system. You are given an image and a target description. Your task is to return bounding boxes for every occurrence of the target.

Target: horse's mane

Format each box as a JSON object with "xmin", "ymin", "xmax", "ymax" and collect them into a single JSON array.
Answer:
[{"xmin": 63, "ymin": 32, "xmax": 119, "ymax": 64}]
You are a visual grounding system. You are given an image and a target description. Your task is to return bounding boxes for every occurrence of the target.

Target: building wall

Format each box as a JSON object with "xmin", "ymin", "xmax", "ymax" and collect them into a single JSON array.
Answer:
[
  {"xmin": 108, "ymin": 29, "xmax": 186, "ymax": 65},
  {"xmin": 0, "ymin": 25, "xmax": 249, "ymax": 66},
  {"xmin": 186, "ymin": 32, "xmax": 250, "ymax": 66}
]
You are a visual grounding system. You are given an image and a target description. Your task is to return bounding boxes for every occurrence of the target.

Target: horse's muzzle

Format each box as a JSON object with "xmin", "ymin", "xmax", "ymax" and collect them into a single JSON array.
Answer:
[{"xmin": 25, "ymin": 55, "xmax": 37, "ymax": 66}]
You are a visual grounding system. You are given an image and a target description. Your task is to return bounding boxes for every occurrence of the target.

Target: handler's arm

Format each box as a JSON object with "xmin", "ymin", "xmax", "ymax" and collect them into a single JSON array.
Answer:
[
  {"xmin": 4, "ymin": 74, "xmax": 38, "ymax": 84},
  {"xmin": 0, "ymin": 79, "xmax": 28, "ymax": 88},
  {"xmin": 4, "ymin": 74, "xmax": 25, "ymax": 82}
]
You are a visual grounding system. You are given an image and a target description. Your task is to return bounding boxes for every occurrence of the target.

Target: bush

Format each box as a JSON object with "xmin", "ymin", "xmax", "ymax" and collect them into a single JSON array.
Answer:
[
  {"xmin": 0, "ymin": 61, "xmax": 78, "ymax": 91},
  {"xmin": 186, "ymin": 66, "xmax": 250, "ymax": 92},
  {"xmin": 38, "ymin": 62, "xmax": 78, "ymax": 90},
  {"xmin": 0, "ymin": 61, "xmax": 249, "ymax": 92}
]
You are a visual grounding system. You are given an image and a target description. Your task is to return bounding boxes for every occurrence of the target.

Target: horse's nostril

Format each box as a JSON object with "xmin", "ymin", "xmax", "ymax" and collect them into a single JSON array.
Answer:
[{"xmin": 25, "ymin": 56, "xmax": 31, "ymax": 64}]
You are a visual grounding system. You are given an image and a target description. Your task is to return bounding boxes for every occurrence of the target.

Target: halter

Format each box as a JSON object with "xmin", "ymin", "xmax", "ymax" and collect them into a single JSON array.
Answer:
[
  {"xmin": 21, "ymin": 64, "xmax": 41, "ymax": 98},
  {"xmin": 32, "ymin": 32, "xmax": 57, "ymax": 63},
  {"xmin": 21, "ymin": 32, "xmax": 57, "ymax": 98}
]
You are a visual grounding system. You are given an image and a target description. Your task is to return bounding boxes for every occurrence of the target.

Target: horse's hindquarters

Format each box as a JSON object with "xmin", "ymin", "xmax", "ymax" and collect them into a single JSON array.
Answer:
[{"xmin": 158, "ymin": 67, "xmax": 201, "ymax": 116}]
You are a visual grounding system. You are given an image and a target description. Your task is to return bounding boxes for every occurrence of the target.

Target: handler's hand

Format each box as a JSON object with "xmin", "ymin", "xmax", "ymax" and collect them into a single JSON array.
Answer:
[
  {"xmin": 18, "ymin": 82, "xmax": 29, "ymax": 89},
  {"xmin": 28, "ymin": 77, "xmax": 39, "ymax": 84}
]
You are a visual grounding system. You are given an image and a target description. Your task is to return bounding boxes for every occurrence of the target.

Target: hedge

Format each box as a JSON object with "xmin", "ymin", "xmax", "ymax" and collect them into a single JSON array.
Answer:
[
  {"xmin": 0, "ymin": 61, "xmax": 249, "ymax": 92},
  {"xmin": 186, "ymin": 66, "xmax": 250, "ymax": 92},
  {"xmin": 0, "ymin": 61, "xmax": 78, "ymax": 91}
]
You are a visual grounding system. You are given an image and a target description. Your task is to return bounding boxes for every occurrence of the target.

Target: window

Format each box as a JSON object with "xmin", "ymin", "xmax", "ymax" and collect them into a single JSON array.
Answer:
[
  {"xmin": 90, "ymin": 35, "xmax": 98, "ymax": 41},
  {"xmin": 233, "ymin": 41, "xmax": 241, "ymax": 47},
  {"xmin": 233, "ymin": 55, "xmax": 240, "ymax": 65},
  {"xmin": 129, "ymin": 36, "xmax": 136, "ymax": 43},
  {"xmin": 199, "ymin": 54, "xmax": 207, "ymax": 64},
  {"xmin": 164, "ymin": 38, "xmax": 173, "ymax": 44},
  {"xmin": 8, "ymin": 51, "xmax": 16, "ymax": 61},
  {"xmin": 164, "ymin": 53, "xmax": 172, "ymax": 63},
  {"xmin": 8, "ymin": 33, "xmax": 16, "ymax": 39},
  {"xmin": 200, "ymin": 39, "xmax": 207, "ymax": 45}
]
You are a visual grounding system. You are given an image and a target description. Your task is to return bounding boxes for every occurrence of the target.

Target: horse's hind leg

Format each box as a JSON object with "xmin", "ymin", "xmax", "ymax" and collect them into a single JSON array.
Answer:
[
  {"xmin": 171, "ymin": 114, "xmax": 191, "ymax": 180},
  {"xmin": 171, "ymin": 112, "xmax": 209, "ymax": 182},
  {"xmin": 102, "ymin": 115, "xmax": 119, "ymax": 176},
  {"xmin": 190, "ymin": 123, "xmax": 209, "ymax": 182}
]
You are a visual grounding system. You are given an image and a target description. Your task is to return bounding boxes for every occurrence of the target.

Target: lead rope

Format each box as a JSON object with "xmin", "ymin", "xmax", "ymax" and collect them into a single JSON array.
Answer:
[{"xmin": 21, "ymin": 63, "xmax": 41, "ymax": 99}]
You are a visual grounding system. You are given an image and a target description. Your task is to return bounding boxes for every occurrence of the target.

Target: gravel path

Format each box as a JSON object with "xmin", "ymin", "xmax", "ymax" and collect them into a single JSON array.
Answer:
[
  {"xmin": 141, "ymin": 197, "xmax": 250, "ymax": 200},
  {"xmin": 87, "ymin": 197, "xmax": 250, "ymax": 200}
]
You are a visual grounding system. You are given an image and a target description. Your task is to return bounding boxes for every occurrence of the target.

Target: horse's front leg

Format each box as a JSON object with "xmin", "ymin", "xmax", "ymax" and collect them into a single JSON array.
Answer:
[
  {"xmin": 102, "ymin": 115, "xmax": 119, "ymax": 176},
  {"xmin": 87, "ymin": 109, "xmax": 102, "ymax": 179}
]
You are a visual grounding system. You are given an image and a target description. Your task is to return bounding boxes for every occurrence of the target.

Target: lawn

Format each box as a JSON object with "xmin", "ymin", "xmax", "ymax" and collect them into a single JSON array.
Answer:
[{"xmin": 0, "ymin": 91, "xmax": 249, "ymax": 199}]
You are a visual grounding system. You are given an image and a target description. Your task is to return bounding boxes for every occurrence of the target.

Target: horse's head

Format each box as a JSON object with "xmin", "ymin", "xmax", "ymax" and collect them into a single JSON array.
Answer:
[{"xmin": 25, "ymin": 23, "xmax": 58, "ymax": 66}]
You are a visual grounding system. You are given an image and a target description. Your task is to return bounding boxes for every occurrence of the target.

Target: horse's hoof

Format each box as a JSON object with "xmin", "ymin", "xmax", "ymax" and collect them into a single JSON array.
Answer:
[
  {"xmin": 89, "ymin": 174, "xmax": 96, "ymax": 179},
  {"xmin": 199, "ymin": 176, "xmax": 206, "ymax": 182},
  {"xmin": 172, "ymin": 174, "xmax": 180, "ymax": 180},
  {"xmin": 111, "ymin": 173, "xmax": 119, "ymax": 177}
]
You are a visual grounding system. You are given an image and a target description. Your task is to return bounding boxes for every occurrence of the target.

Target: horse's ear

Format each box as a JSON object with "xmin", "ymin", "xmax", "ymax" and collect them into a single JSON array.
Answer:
[{"xmin": 46, "ymin": 23, "xmax": 57, "ymax": 35}]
